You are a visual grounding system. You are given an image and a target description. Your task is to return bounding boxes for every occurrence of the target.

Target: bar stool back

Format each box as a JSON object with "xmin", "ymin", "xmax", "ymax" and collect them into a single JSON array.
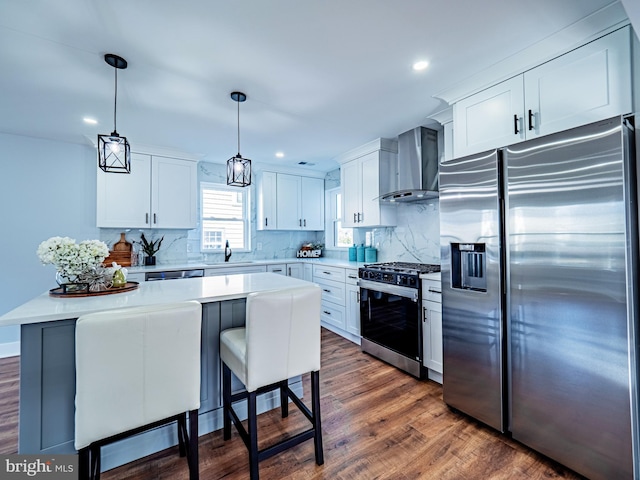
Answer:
[
  {"xmin": 74, "ymin": 301, "xmax": 202, "ymax": 480},
  {"xmin": 220, "ymin": 285, "xmax": 323, "ymax": 479}
]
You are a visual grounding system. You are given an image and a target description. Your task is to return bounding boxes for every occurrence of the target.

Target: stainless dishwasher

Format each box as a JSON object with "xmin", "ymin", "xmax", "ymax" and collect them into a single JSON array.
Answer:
[{"xmin": 145, "ymin": 269, "xmax": 204, "ymax": 281}]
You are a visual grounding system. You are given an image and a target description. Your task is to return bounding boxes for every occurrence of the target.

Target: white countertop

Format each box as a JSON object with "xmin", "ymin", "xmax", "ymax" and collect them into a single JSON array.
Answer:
[
  {"xmin": 0, "ymin": 273, "xmax": 314, "ymax": 327},
  {"xmin": 127, "ymin": 257, "xmax": 365, "ymax": 274}
]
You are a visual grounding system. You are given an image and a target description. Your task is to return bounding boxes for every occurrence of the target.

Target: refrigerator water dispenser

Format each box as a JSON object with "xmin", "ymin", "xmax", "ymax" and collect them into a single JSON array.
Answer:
[{"xmin": 451, "ymin": 243, "xmax": 487, "ymax": 292}]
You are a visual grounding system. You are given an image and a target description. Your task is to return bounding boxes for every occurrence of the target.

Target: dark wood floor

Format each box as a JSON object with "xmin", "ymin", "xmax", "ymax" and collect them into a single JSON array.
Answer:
[{"xmin": 0, "ymin": 329, "xmax": 584, "ymax": 479}]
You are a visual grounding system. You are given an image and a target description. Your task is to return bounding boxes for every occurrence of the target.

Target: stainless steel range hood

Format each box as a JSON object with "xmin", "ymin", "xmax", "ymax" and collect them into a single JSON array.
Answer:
[{"xmin": 381, "ymin": 126, "xmax": 439, "ymax": 203}]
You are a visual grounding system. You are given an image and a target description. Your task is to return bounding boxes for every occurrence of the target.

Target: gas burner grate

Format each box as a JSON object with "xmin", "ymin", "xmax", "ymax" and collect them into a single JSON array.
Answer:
[{"xmin": 363, "ymin": 262, "xmax": 440, "ymax": 274}]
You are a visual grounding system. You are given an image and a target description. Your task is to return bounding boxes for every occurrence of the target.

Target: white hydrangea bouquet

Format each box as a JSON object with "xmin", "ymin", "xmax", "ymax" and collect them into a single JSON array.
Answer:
[{"xmin": 37, "ymin": 236, "xmax": 110, "ymax": 291}]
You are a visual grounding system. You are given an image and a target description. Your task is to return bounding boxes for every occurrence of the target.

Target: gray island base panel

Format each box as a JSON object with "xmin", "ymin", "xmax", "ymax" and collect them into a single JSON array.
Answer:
[{"xmin": 19, "ymin": 299, "xmax": 303, "ymax": 473}]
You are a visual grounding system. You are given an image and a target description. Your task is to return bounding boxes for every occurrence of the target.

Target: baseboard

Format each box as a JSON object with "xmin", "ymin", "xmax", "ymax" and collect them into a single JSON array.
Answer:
[{"xmin": 0, "ymin": 341, "xmax": 20, "ymax": 359}]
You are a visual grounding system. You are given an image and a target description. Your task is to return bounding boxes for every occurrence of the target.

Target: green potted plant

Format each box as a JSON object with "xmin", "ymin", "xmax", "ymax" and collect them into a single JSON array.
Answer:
[{"xmin": 140, "ymin": 233, "xmax": 164, "ymax": 266}]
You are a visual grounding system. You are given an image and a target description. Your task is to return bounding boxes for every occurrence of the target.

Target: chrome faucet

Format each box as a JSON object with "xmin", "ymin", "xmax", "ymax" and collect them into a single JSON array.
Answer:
[{"xmin": 224, "ymin": 240, "xmax": 232, "ymax": 262}]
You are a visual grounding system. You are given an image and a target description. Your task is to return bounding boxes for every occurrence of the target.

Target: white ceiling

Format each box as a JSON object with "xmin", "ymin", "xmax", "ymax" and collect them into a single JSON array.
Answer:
[{"xmin": 0, "ymin": 0, "xmax": 632, "ymax": 172}]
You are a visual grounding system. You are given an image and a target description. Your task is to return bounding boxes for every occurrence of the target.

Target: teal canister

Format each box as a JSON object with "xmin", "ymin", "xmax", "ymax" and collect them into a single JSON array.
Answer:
[
  {"xmin": 365, "ymin": 247, "xmax": 377, "ymax": 263},
  {"xmin": 356, "ymin": 244, "xmax": 365, "ymax": 262},
  {"xmin": 348, "ymin": 244, "xmax": 357, "ymax": 261}
]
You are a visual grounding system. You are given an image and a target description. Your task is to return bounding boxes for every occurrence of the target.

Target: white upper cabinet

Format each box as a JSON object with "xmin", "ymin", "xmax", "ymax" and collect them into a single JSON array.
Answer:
[
  {"xmin": 97, "ymin": 153, "xmax": 197, "ymax": 229},
  {"xmin": 339, "ymin": 139, "xmax": 397, "ymax": 228},
  {"xmin": 454, "ymin": 27, "xmax": 632, "ymax": 157},
  {"xmin": 257, "ymin": 171, "xmax": 324, "ymax": 231},
  {"xmin": 524, "ymin": 26, "xmax": 631, "ymax": 139},
  {"xmin": 257, "ymin": 171, "xmax": 277, "ymax": 230},
  {"xmin": 454, "ymin": 76, "xmax": 524, "ymax": 157}
]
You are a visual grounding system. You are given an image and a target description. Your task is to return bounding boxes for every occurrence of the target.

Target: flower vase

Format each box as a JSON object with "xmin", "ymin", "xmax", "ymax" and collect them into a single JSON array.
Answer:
[
  {"xmin": 145, "ymin": 256, "xmax": 156, "ymax": 266},
  {"xmin": 56, "ymin": 271, "xmax": 89, "ymax": 294}
]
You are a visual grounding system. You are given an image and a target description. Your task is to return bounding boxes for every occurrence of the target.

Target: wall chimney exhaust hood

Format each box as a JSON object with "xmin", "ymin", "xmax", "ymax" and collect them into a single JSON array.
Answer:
[{"xmin": 381, "ymin": 126, "xmax": 439, "ymax": 203}]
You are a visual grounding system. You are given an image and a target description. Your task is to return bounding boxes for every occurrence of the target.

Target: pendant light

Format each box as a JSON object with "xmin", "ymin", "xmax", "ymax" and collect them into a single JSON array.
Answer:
[
  {"xmin": 98, "ymin": 53, "xmax": 131, "ymax": 173},
  {"xmin": 226, "ymin": 91, "xmax": 252, "ymax": 187}
]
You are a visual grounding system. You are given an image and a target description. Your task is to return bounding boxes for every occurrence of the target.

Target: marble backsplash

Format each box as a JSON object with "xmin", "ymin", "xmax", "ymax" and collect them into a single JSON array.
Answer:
[{"xmin": 322, "ymin": 197, "xmax": 441, "ymax": 265}]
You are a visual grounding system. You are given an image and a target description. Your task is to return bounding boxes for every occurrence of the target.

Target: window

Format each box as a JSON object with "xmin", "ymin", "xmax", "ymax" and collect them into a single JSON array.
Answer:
[
  {"xmin": 200, "ymin": 182, "xmax": 250, "ymax": 252},
  {"xmin": 326, "ymin": 187, "xmax": 353, "ymax": 248}
]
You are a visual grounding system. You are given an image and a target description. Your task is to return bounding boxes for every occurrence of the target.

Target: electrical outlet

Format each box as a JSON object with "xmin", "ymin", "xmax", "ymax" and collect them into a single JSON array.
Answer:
[{"xmin": 257, "ymin": 242, "xmax": 262, "ymax": 251}]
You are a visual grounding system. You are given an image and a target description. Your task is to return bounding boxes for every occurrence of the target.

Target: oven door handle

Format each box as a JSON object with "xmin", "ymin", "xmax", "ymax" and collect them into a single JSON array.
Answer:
[{"xmin": 357, "ymin": 279, "xmax": 418, "ymax": 301}]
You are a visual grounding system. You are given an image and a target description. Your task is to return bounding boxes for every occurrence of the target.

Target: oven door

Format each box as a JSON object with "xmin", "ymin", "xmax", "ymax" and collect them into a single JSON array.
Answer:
[{"xmin": 358, "ymin": 279, "xmax": 421, "ymax": 361}]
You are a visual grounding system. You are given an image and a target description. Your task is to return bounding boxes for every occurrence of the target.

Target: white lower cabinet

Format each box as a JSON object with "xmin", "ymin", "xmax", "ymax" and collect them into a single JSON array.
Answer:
[
  {"xmin": 286, "ymin": 263, "xmax": 304, "ymax": 279},
  {"xmin": 314, "ymin": 265, "xmax": 361, "ymax": 344},
  {"xmin": 345, "ymin": 268, "xmax": 360, "ymax": 339},
  {"xmin": 422, "ymin": 277, "xmax": 442, "ymax": 384},
  {"xmin": 313, "ymin": 265, "xmax": 346, "ymax": 331},
  {"xmin": 266, "ymin": 264, "xmax": 287, "ymax": 275}
]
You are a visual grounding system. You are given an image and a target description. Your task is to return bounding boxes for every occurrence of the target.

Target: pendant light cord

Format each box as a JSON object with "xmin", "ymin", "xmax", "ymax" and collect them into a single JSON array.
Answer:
[
  {"xmin": 113, "ymin": 66, "xmax": 118, "ymax": 134},
  {"xmin": 236, "ymin": 98, "xmax": 240, "ymax": 155}
]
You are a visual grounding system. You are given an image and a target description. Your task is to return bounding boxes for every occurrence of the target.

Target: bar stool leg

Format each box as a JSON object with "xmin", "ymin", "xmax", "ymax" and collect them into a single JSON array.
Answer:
[
  {"xmin": 189, "ymin": 408, "xmax": 199, "ymax": 480},
  {"xmin": 311, "ymin": 370, "xmax": 324, "ymax": 465},
  {"xmin": 78, "ymin": 447, "xmax": 90, "ymax": 480},
  {"xmin": 247, "ymin": 390, "xmax": 259, "ymax": 480},
  {"xmin": 280, "ymin": 380, "xmax": 289, "ymax": 418},
  {"xmin": 222, "ymin": 363, "xmax": 232, "ymax": 441}
]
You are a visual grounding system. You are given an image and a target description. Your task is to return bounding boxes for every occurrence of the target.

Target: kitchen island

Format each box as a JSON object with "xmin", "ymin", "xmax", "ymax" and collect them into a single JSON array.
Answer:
[{"xmin": 0, "ymin": 272, "xmax": 314, "ymax": 472}]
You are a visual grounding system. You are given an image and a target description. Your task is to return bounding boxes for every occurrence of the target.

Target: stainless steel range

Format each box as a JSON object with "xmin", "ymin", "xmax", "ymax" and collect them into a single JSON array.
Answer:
[{"xmin": 358, "ymin": 262, "xmax": 440, "ymax": 378}]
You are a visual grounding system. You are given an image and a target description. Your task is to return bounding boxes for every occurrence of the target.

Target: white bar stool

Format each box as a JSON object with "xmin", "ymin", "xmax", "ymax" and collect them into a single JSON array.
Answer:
[
  {"xmin": 74, "ymin": 301, "xmax": 202, "ymax": 480},
  {"xmin": 220, "ymin": 285, "xmax": 323, "ymax": 479}
]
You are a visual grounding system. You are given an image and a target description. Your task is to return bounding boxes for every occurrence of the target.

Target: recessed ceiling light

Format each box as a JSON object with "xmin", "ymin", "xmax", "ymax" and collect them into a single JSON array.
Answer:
[
  {"xmin": 83, "ymin": 117, "xmax": 98, "ymax": 125},
  {"xmin": 275, "ymin": 152, "xmax": 284, "ymax": 158},
  {"xmin": 413, "ymin": 61, "xmax": 429, "ymax": 71}
]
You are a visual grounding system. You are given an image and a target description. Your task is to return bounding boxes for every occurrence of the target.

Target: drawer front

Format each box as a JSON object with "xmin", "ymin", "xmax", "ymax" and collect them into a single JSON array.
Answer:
[
  {"xmin": 345, "ymin": 268, "xmax": 359, "ymax": 286},
  {"xmin": 320, "ymin": 301, "xmax": 346, "ymax": 330},
  {"xmin": 422, "ymin": 279, "xmax": 442, "ymax": 303},
  {"xmin": 313, "ymin": 265, "xmax": 346, "ymax": 283},
  {"xmin": 314, "ymin": 277, "xmax": 346, "ymax": 306}
]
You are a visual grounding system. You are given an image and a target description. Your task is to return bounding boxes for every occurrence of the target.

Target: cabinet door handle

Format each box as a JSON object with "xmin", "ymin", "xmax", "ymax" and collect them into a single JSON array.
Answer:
[
  {"xmin": 428, "ymin": 287, "xmax": 441, "ymax": 294},
  {"xmin": 288, "ymin": 267, "xmax": 291, "ymax": 275},
  {"xmin": 348, "ymin": 275, "xmax": 357, "ymax": 279},
  {"xmin": 423, "ymin": 306, "xmax": 428, "ymax": 323},
  {"xmin": 303, "ymin": 219, "xmax": 306, "ymax": 227},
  {"xmin": 513, "ymin": 114, "xmax": 519, "ymax": 134},
  {"xmin": 354, "ymin": 213, "xmax": 357, "ymax": 223},
  {"xmin": 323, "ymin": 271, "xmax": 331, "ymax": 275},
  {"xmin": 323, "ymin": 288, "xmax": 331, "ymax": 293},
  {"xmin": 528, "ymin": 109, "xmax": 535, "ymax": 131},
  {"xmin": 153, "ymin": 213, "xmax": 157, "ymax": 224},
  {"xmin": 357, "ymin": 212, "xmax": 362, "ymax": 223},
  {"xmin": 145, "ymin": 213, "xmax": 149, "ymax": 224},
  {"xmin": 273, "ymin": 269, "xmax": 283, "ymax": 273},
  {"xmin": 323, "ymin": 311, "xmax": 331, "ymax": 315},
  {"xmin": 299, "ymin": 219, "xmax": 302, "ymax": 227},
  {"xmin": 265, "ymin": 218, "xmax": 268, "ymax": 227}
]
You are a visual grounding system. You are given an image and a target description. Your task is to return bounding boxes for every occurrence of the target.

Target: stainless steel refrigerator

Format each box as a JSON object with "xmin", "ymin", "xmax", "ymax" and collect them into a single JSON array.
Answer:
[{"xmin": 439, "ymin": 116, "xmax": 639, "ymax": 480}]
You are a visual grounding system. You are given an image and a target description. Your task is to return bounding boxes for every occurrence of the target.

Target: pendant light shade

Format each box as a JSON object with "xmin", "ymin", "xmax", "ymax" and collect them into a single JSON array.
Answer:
[
  {"xmin": 98, "ymin": 54, "xmax": 131, "ymax": 174},
  {"xmin": 227, "ymin": 91, "xmax": 252, "ymax": 187}
]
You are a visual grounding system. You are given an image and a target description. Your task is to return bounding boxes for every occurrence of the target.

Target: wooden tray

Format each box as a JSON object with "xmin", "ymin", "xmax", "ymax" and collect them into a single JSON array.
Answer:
[{"xmin": 49, "ymin": 282, "xmax": 139, "ymax": 297}]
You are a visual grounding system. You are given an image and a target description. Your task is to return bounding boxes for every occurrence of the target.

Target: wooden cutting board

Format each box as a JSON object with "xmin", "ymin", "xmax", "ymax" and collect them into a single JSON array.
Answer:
[{"xmin": 105, "ymin": 233, "xmax": 132, "ymax": 266}]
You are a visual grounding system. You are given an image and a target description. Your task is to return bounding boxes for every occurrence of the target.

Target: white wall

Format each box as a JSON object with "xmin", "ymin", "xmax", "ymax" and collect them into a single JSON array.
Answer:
[{"xmin": 0, "ymin": 133, "xmax": 100, "ymax": 353}]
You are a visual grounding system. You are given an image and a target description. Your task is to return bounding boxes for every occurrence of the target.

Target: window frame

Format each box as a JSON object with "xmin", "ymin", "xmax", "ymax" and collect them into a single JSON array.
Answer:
[
  {"xmin": 325, "ymin": 186, "xmax": 353, "ymax": 249},
  {"xmin": 200, "ymin": 181, "xmax": 251, "ymax": 253}
]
